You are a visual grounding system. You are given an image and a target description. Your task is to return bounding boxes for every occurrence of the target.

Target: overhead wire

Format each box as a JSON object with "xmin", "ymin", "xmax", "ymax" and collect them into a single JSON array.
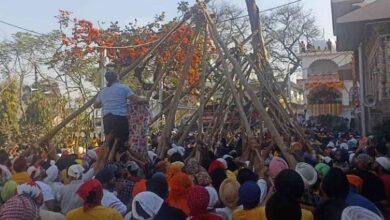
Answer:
[
  {"xmin": 1, "ymin": 0, "xmax": 302, "ymax": 49},
  {"xmin": 215, "ymin": 0, "xmax": 302, "ymax": 24},
  {"xmin": 0, "ymin": 19, "xmax": 44, "ymax": 35}
]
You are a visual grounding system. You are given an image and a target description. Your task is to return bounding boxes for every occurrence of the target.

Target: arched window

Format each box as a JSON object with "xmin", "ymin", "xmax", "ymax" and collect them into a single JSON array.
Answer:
[{"xmin": 308, "ymin": 59, "xmax": 338, "ymax": 76}]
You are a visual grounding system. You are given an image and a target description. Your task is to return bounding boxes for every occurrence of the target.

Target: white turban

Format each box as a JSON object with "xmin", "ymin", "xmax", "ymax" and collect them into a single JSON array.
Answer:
[
  {"xmin": 44, "ymin": 161, "xmax": 58, "ymax": 183},
  {"xmin": 86, "ymin": 150, "xmax": 98, "ymax": 161},
  {"xmin": 17, "ymin": 182, "xmax": 42, "ymax": 199},
  {"xmin": 341, "ymin": 206, "xmax": 382, "ymax": 220},
  {"xmin": 340, "ymin": 143, "xmax": 349, "ymax": 151},
  {"xmin": 147, "ymin": 151, "xmax": 158, "ymax": 164},
  {"xmin": 27, "ymin": 165, "xmax": 42, "ymax": 180},
  {"xmin": 132, "ymin": 191, "xmax": 164, "ymax": 220},
  {"xmin": 295, "ymin": 162, "xmax": 318, "ymax": 188},
  {"xmin": 67, "ymin": 164, "xmax": 85, "ymax": 179},
  {"xmin": 327, "ymin": 141, "xmax": 335, "ymax": 148},
  {"xmin": 206, "ymin": 186, "xmax": 219, "ymax": 210},
  {"xmin": 167, "ymin": 144, "xmax": 185, "ymax": 157},
  {"xmin": 376, "ymin": 156, "xmax": 390, "ymax": 171}
]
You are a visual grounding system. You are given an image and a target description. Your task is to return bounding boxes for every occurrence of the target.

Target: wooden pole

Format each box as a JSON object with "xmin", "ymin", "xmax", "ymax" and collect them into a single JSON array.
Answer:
[
  {"xmin": 211, "ymin": 36, "xmax": 252, "ymax": 135},
  {"xmin": 178, "ymin": 78, "xmax": 226, "ymax": 145},
  {"xmin": 204, "ymin": 11, "xmax": 296, "ymax": 167},
  {"xmin": 197, "ymin": 25, "xmax": 208, "ymax": 140},
  {"xmin": 158, "ymin": 26, "xmax": 202, "ymax": 158}
]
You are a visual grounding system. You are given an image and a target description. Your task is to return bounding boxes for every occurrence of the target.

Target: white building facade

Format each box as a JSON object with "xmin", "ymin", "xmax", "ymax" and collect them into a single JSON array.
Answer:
[{"xmin": 298, "ymin": 43, "xmax": 356, "ymax": 121}]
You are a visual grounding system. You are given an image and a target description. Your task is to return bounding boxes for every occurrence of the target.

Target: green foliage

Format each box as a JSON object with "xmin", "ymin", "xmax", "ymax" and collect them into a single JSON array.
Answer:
[
  {"xmin": 0, "ymin": 79, "xmax": 20, "ymax": 145},
  {"xmin": 25, "ymin": 93, "xmax": 51, "ymax": 129}
]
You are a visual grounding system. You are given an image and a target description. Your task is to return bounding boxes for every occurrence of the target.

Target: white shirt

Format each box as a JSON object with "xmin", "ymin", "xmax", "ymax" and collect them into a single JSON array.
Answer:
[
  {"xmin": 36, "ymin": 181, "xmax": 55, "ymax": 210},
  {"xmin": 101, "ymin": 189, "xmax": 127, "ymax": 215}
]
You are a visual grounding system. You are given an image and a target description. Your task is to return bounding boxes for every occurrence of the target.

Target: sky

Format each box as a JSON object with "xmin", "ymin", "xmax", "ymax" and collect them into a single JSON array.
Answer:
[{"xmin": 0, "ymin": 0, "xmax": 335, "ymax": 40}]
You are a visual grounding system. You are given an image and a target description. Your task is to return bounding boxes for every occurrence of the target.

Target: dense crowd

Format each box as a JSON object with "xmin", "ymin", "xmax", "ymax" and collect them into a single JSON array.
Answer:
[
  {"xmin": 0, "ymin": 72, "xmax": 389, "ymax": 220},
  {"xmin": 0, "ymin": 129, "xmax": 389, "ymax": 220}
]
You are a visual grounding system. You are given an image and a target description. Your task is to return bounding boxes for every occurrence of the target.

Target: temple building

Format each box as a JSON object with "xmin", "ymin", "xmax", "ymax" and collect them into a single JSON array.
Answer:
[{"xmin": 298, "ymin": 40, "xmax": 356, "ymax": 124}]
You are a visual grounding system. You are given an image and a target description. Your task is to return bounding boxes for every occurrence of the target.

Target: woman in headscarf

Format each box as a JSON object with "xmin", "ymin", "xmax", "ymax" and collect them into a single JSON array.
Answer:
[
  {"xmin": 185, "ymin": 158, "xmax": 208, "ymax": 185},
  {"xmin": 167, "ymin": 171, "xmax": 193, "ymax": 215},
  {"xmin": 187, "ymin": 186, "xmax": 223, "ymax": 220},
  {"xmin": 65, "ymin": 179, "xmax": 123, "ymax": 220}
]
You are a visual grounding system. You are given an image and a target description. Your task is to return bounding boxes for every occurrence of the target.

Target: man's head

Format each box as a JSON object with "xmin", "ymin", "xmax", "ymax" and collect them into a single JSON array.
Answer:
[
  {"xmin": 27, "ymin": 165, "xmax": 44, "ymax": 181},
  {"xmin": 239, "ymin": 181, "xmax": 261, "ymax": 210},
  {"xmin": 67, "ymin": 164, "xmax": 85, "ymax": 181},
  {"xmin": 275, "ymin": 169, "xmax": 305, "ymax": 199},
  {"xmin": 0, "ymin": 149, "xmax": 10, "ymax": 166},
  {"xmin": 237, "ymin": 168, "xmax": 258, "ymax": 185},
  {"xmin": 95, "ymin": 168, "xmax": 115, "ymax": 189},
  {"xmin": 104, "ymin": 71, "xmax": 119, "ymax": 86},
  {"xmin": 147, "ymin": 172, "xmax": 168, "ymax": 199},
  {"xmin": 265, "ymin": 192, "xmax": 301, "ymax": 220},
  {"xmin": 16, "ymin": 181, "xmax": 43, "ymax": 206},
  {"xmin": 356, "ymin": 153, "xmax": 374, "ymax": 171},
  {"xmin": 314, "ymin": 199, "xmax": 347, "ymax": 220},
  {"xmin": 77, "ymin": 179, "xmax": 103, "ymax": 210},
  {"xmin": 374, "ymin": 156, "xmax": 390, "ymax": 175},
  {"xmin": 321, "ymin": 167, "xmax": 349, "ymax": 199},
  {"xmin": 13, "ymin": 157, "xmax": 27, "ymax": 173}
]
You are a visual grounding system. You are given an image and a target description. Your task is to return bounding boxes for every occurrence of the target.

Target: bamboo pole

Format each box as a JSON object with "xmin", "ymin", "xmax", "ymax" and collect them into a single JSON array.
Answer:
[
  {"xmin": 178, "ymin": 78, "xmax": 226, "ymax": 145},
  {"xmin": 197, "ymin": 25, "xmax": 208, "ymax": 140},
  {"xmin": 204, "ymin": 11, "xmax": 296, "ymax": 167},
  {"xmin": 157, "ymin": 26, "xmax": 202, "ymax": 158},
  {"xmin": 148, "ymin": 60, "xmax": 218, "ymax": 126},
  {"xmin": 211, "ymin": 41, "xmax": 252, "ymax": 135},
  {"xmin": 245, "ymin": 55, "xmax": 311, "ymax": 152}
]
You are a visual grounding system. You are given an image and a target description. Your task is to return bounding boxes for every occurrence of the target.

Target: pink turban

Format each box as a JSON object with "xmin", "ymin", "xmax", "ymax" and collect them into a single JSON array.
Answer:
[{"xmin": 269, "ymin": 156, "xmax": 289, "ymax": 178}]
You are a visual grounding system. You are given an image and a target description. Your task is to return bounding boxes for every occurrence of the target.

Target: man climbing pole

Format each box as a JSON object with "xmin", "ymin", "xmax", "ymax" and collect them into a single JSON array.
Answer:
[{"xmin": 94, "ymin": 71, "xmax": 148, "ymax": 152}]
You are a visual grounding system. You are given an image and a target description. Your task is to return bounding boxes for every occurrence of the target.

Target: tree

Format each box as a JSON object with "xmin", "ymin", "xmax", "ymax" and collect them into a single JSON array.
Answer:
[
  {"xmin": 0, "ymin": 32, "xmax": 61, "ymax": 120},
  {"xmin": 0, "ymin": 79, "xmax": 20, "ymax": 145},
  {"xmin": 262, "ymin": 4, "xmax": 321, "ymax": 82}
]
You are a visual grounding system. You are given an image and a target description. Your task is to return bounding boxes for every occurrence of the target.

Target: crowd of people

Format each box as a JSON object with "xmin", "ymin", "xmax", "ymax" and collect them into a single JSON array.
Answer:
[
  {"xmin": 0, "ymin": 71, "xmax": 389, "ymax": 220},
  {"xmin": 0, "ymin": 129, "xmax": 389, "ymax": 220}
]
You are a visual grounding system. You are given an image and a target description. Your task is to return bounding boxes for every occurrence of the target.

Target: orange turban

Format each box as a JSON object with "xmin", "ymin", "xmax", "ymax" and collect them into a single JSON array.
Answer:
[
  {"xmin": 132, "ymin": 179, "xmax": 147, "ymax": 198},
  {"xmin": 166, "ymin": 164, "xmax": 181, "ymax": 182},
  {"xmin": 346, "ymin": 175, "xmax": 363, "ymax": 191},
  {"xmin": 167, "ymin": 172, "xmax": 192, "ymax": 215}
]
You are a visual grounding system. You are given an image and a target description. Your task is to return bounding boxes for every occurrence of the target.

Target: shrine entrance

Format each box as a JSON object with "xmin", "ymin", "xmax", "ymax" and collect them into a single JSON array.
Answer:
[{"xmin": 307, "ymin": 86, "xmax": 342, "ymax": 116}]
